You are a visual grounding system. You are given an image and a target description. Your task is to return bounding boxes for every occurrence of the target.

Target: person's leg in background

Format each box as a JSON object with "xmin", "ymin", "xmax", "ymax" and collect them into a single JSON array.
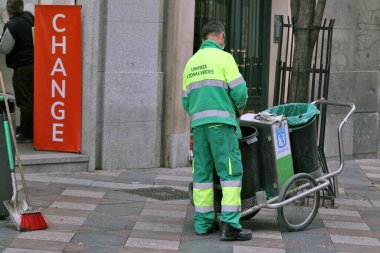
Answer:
[{"xmin": 12, "ymin": 64, "xmax": 33, "ymax": 142}]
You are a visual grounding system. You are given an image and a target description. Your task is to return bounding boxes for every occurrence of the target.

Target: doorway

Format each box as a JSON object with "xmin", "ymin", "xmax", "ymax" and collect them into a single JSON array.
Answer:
[{"xmin": 194, "ymin": 0, "xmax": 272, "ymax": 111}]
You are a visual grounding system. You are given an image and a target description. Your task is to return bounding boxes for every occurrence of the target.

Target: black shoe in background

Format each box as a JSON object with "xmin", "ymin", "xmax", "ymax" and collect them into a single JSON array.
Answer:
[
  {"xmin": 16, "ymin": 133, "xmax": 33, "ymax": 144},
  {"xmin": 220, "ymin": 222, "xmax": 252, "ymax": 241}
]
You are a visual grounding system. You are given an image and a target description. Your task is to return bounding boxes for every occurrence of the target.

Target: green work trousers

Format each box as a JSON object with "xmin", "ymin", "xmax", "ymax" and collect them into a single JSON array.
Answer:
[{"xmin": 192, "ymin": 124, "xmax": 243, "ymax": 234}]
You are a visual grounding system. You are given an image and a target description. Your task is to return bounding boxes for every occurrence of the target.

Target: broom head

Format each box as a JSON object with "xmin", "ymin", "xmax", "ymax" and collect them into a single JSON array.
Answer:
[{"xmin": 20, "ymin": 209, "xmax": 48, "ymax": 231}]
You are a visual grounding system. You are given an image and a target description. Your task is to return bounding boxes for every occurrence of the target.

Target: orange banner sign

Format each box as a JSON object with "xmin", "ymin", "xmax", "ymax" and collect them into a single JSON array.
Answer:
[{"xmin": 34, "ymin": 5, "xmax": 82, "ymax": 152}]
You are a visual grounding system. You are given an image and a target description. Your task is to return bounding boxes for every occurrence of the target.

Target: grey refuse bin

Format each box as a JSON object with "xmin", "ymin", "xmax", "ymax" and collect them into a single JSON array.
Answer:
[
  {"xmin": 240, "ymin": 114, "xmax": 294, "ymax": 197},
  {"xmin": 213, "ymin": 125, "xmax": 261, "ymax": 219},
  {"xmin": 265, "ymin": 103, "xmax": 322, "ymax": 178},
  {"xmin": 0, "ymin": 93, "xmax": 16, "ymax": 219}
]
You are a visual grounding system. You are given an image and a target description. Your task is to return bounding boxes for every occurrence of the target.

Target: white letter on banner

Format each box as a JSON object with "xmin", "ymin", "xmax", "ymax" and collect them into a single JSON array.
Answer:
[
  {"xmin": 53, "ymin": 123, "xmax": 64, "ymax": 142},
  {"xmin": 51, "ymin": 101, "xmax": 65, "ymax": 120},
  {"xmin": 52, "ymin": 80, "xmax": 66, "ymax": 98},
  {"xmin": 51, "ymin": 58, "xmax": 67, "ymax": 76},
  {"xmin": 53, "ymin": 14, "xmax": 66, "ymax": 32},
  {"xmin": 52, "ymin": 36, "xmax": 66, "ymax": 54}
]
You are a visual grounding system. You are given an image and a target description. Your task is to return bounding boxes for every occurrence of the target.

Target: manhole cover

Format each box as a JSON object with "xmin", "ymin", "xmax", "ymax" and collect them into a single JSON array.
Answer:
[{"xmin": 124, "ymin": 187, "xmax": 189, "ymax": 201}]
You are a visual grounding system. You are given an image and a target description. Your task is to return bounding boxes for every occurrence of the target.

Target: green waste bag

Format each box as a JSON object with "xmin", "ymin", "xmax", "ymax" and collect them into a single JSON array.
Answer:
[{"xmin": 265, "ymin": 103, "xmax": 320, "ymax": 127}]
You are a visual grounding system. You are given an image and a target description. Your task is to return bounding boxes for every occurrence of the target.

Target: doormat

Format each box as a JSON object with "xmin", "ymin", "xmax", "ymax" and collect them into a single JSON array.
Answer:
[{"xmin": 123, "ymin": 186, "xmax": 189, "ymax": 201}]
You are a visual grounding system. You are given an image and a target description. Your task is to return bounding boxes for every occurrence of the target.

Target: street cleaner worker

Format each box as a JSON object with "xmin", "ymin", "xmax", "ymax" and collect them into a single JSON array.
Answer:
[{"xmin": 182, "ymin": 21, "xmax": 252, "ymax": 241}]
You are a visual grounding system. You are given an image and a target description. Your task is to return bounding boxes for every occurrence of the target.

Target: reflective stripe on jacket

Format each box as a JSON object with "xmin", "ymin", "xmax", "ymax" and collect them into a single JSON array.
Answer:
[{"xmin": 182, "ymin": 40, "xmax": 248, "ymax": 129}]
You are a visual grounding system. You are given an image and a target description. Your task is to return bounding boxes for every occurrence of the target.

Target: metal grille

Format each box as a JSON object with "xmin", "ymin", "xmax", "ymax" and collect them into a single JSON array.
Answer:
[
  {"xmin": 273, "ymin": 18, "xmax": 337, "ymax": 202},
  {"xmin": 194, "ymin": 0, "xmax": 271, "ymax": 112},
  {"xmin": 273, "ymin": 17, "xmax": 335, "ymax": 106},
  {"xmin": 123, "ymin": 187, "xmax": 189, "ymax": 201},
  {"xmin": 241, "ymin": 196, "xmax": 257, "ymax": 211},
  {"xmin": 194, "ymin": 0, "xmax": 231, "ymax": 53}
]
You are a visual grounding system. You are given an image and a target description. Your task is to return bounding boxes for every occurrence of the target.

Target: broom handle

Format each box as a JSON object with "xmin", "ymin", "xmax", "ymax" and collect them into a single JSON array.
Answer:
[{"xmin": 0, "ymin": 71, "xmax": 31, "ymax": 207}]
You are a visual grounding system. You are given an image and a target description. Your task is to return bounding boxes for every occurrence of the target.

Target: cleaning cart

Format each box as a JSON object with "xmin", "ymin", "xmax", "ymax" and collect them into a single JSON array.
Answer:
[{"xmin": 189, "ymin": 99, "xmax": 355, "ymax": 232}]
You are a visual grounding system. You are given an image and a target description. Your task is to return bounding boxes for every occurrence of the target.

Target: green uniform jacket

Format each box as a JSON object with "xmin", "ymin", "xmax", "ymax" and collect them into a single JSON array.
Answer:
[{"xmin": 182, "ymin": 40, "xmax": 248, "ymax": 128}]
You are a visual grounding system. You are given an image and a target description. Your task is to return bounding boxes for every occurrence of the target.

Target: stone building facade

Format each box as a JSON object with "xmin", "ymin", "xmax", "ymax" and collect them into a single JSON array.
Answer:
[
  {"xmin": 0, "ymin": 0, "xmax": 379, "ymax": 170},
  {"xmin": 81, "ymin": 0, "xmax": 379, "ymax": 170},
  {"xmin": 60, "ymin": 0, "xmax": 380, "ymax": 170}
]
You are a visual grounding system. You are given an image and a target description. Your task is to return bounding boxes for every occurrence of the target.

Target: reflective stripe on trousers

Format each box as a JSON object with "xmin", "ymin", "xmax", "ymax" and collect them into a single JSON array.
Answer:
[
  {"xmin": 193, "ymin": 182, "xmax": 214, "ymax": 213},
  {"xmin": 221, "ymin": 180, "xmax": 241, "ymax": 213}
]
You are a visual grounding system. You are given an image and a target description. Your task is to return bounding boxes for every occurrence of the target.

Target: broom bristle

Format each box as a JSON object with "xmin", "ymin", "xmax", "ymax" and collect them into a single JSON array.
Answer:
[{"xmin": 20, "ymin": 211, "xmax": 48, "ymax": 231}]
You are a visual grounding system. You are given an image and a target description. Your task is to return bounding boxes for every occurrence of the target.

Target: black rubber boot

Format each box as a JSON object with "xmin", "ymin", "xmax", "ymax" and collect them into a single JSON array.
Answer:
[{"xmin": 220, "ymin": 222, "xmax": 252, "ymax": 241}]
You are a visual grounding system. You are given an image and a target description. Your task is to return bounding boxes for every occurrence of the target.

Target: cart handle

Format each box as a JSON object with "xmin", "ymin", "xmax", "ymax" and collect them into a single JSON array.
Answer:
[
  {"xmin": 242, "ymin": 177, "xmax": 331, "ymax": 213},
  {"xmin": 311, "ymin": 98, "xmax": 356, "ymax": 180}
]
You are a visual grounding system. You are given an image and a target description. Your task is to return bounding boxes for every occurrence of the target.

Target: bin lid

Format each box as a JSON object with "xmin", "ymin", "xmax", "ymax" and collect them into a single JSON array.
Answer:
[{"xmin": 265, "ymin": 103, "xmax": 319, "ymax": 127}]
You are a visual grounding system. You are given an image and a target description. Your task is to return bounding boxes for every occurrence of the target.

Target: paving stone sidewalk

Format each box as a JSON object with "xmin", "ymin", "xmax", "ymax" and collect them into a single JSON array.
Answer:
[{"xmin": 0, "ymin": 159, "xmax": 380, "ymax": 253}]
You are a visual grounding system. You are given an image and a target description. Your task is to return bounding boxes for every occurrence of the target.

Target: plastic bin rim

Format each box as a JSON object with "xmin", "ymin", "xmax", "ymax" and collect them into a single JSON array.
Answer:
[
  {"xmin": 290, "ymin": 115, "xmax": 317, "ymax": 131},
  {"xmin": 265, "ymin": 103, "xmax": 320, "ymax": 128},
  {"xmin": 239, "ymin": 125, "xmax": 258, "ymax": 142}
]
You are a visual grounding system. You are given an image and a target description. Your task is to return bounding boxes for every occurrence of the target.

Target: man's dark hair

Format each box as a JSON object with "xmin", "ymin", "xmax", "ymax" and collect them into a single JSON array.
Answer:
[
  {"xmin": 201, "ymin": 21, "xmax": 225, "ymax": 39},
  {"xmin": 6, "ymin": 0, "xmax": 24, "ymax": 15}
]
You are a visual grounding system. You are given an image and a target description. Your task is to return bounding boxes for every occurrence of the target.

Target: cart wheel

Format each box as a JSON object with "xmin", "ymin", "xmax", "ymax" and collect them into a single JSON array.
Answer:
[
  {"xmin": 277, "ymin": 173, "xmax": 320, "ymax": 232},
  {"xmin": 188, "ymin": 182, "xmax": 194, "ymax": 206}
]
